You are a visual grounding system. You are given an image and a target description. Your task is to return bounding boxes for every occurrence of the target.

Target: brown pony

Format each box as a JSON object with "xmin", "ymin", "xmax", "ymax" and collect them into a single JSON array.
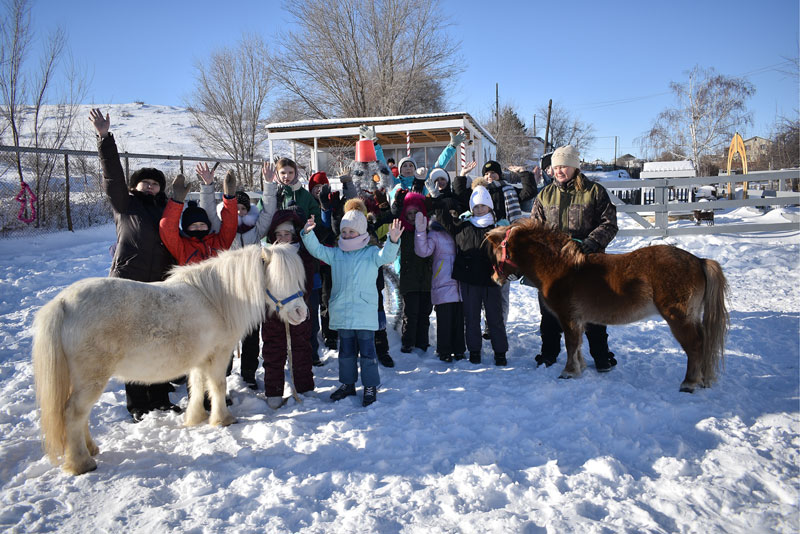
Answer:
[{"xmin": 485, "ymin": 219, "xmax": 729, "ymax": 392}]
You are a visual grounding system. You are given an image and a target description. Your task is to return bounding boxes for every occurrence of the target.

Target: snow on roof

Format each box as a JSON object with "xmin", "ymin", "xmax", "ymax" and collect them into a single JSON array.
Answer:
[{"xmin": 642, "ymin": 160, "xmax": 695, "ymax": 172}]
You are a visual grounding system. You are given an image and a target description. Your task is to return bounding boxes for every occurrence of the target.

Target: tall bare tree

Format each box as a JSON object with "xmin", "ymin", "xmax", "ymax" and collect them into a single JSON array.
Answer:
[
  {"xmin": 0, "ymin": 0, "xmax": 88, "ymax": 227},
  {"xmin": 536, "ymin": 101, "xmax": 595, "ymax": 155},
  {"xmin": 187, "ymin": 34, "xmax": 273, "ymax": 188},
  {"xmin": 639, "ymin": 66, "xmax": 755, "ymax": 174},
  {"xmin": 271, "ymin": 0, "xmax": 461, "ymax": 119}
]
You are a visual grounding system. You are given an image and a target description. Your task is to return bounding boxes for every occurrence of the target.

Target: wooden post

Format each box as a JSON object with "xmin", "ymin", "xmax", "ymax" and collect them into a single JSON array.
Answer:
[
  {"xmin": 64, "ymin": 153, "xmax": 73, "ymax": 232},
  {"xmin": 124, "ymin": 154, "xmax": 129, "ymax": 183},
  {"xmin": 544, "ymin": 99, "xmax": 552, "ymax": 152}
]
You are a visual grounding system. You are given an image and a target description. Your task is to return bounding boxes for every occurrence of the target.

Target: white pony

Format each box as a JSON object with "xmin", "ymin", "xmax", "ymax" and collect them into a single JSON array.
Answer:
[{"xmin": 33, "ymin": 244, "xmax": 308, "ymax": 475}]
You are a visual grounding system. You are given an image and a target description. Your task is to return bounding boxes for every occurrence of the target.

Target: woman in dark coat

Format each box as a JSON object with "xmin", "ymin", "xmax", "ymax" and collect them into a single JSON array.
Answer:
[{"xmin": 89, "ymin": 108, "xmax": 179, "ymax": 422}]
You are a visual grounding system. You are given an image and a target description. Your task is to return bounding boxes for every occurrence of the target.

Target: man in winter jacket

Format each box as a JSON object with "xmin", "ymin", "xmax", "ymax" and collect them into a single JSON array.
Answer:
[
  {"xmin": 531, "ymin": 145, "xmax": 618, "ymax": 372},
  {"xmin": 90, "ymin": 108, "xmax": 179, "ymax": 422}
]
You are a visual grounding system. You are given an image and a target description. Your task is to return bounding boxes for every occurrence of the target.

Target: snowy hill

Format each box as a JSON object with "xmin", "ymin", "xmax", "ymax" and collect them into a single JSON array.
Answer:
[{"xmin": 0, "ymin": 104, "xmax": 798, "ymax": 533}]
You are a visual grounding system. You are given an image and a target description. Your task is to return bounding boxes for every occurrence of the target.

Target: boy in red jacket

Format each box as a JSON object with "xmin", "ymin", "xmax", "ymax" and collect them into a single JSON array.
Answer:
[{"xmin": 159, "ymin": 163, "xmax": 238, "ymax": 264}]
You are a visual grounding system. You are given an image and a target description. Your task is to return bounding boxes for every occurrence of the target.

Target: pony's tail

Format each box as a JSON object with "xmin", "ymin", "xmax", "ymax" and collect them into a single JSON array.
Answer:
[
  {"xmin": 32, "ymin": 298, "xmax": 71, "ymax": 465},
  {"xmin": 701, "ymin": 259, "xmax": 730, "ymax": 385}
]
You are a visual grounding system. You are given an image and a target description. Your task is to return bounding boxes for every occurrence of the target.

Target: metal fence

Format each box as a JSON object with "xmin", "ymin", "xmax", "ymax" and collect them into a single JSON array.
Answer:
[{"xmin": 0, "ymin": 145, "xmax": 260, "ymax": 239}]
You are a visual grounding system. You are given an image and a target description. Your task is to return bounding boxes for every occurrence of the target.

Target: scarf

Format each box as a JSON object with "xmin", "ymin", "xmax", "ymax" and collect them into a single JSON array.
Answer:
[
  {"xmin": 469, "ymin": 212, "xmax": 495, "ymax": 228},
  {"xmin": 338, "ymin": 233, "xmax": 370, "ymax": 251}
]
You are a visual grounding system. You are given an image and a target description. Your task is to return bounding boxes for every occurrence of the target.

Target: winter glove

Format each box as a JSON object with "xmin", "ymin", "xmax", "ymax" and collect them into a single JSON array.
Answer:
[
  {"xmin": 340, "ymin": 174, "xmax": 357, "ymax": 200},
  {"xmin": 580, "ymin": 238, "xmax": 599, "ymax": 255},
  {"xmin": 412, "ymin": 178, "xmax": 426, "ymax": 193},
  {"xmin": 414, "ymin": 211, "xmax": 427, "ymax": 233},
  {"xmin": 414, "ymin": 166, "xmax": 428, "ymax": 180},
  {"xmin": 424, "ymin": 175, "xmax": 440, "ymax": 198},
  {"xmin": 329, "ymin": 190, "xmax": 341, "ymax": 212},
  {"xmin": 359, "ymin": 125, "xmax": 377, "ymax": 142},
  {"xmin": 171, "ymin": 174, "xmax": 189, "ymax": 202},
  {"xmin": 449, "ymin": 131, "xmax": 466, "ymax": 147},
  {"xmin": 374, "ymin": 189, "xmax": 389, "ymax": 210},
  {"xmin": 318, "ymin": 184, "xmax": 332, "ymax": 210},
  {"xmin": 223, "ymin": 170, "xmax": 236, "ymax": 197}
]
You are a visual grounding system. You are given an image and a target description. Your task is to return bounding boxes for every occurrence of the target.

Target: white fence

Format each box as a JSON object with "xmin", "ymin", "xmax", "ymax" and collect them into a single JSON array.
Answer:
[{"xmin": 601, "ymin": 169, "xmax": 800, "ymax": 237}]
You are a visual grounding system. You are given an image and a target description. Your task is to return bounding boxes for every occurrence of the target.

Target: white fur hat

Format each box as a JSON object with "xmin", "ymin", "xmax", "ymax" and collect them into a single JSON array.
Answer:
[
  {"xmin": 551, "ymin": 145, "xmax": 581, "ymax": 169},
  {"xmin": 469, "ymin": 185, "xmax": 493, "ymax": 211},
  {"xmin": 275, "ymin": 220, "xmax": 295, "ymax": 234},
  {"xmin": 340, "ymin": 208, "xmax": 368, "ymax": 235}
]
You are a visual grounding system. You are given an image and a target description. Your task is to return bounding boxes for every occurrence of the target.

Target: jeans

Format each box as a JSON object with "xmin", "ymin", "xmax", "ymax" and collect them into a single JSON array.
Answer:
[{"xmin": 337, "ymin": 329, "xmax": 380, "ymax": 387}]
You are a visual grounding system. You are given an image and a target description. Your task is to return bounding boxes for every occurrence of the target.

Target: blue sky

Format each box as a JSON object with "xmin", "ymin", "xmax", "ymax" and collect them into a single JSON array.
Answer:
[{"xmin": 30, "ymin": 0, "xmax": 799, "ymax": 163}]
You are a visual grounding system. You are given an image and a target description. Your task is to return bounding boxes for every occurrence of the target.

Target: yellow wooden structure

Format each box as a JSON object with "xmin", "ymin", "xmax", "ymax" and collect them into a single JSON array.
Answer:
[{"xmin": 726, "ymin": 132, "xmax": 748, "ymax": 198}]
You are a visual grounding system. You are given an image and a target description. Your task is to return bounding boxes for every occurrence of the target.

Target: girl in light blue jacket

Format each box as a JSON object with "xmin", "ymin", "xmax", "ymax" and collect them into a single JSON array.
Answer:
[{"xmin": 301, "ymin": 198, "xmax": 403, "ymax": 407}]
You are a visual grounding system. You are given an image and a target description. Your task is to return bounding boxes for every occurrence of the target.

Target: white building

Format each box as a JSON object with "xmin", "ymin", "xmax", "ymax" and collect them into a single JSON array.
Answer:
[{"xmin": 640, "ymin": 160, "xmax": 696, "ymax": 179}]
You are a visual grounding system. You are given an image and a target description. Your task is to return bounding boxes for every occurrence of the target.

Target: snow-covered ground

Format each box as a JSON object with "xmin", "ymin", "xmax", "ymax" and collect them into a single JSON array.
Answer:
[{"xmin": 0, "ymin": 105, "xmax": 798, "ymax": 533}]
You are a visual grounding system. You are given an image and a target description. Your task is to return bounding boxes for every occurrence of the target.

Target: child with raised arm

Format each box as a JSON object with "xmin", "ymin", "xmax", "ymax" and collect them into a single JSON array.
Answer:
[{"xmin": 300, "ymin": 199, "xmax": 403, "ymax": 407}]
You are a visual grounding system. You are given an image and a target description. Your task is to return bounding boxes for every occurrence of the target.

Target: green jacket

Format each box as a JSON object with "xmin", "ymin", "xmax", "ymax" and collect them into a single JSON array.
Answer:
[
  {"xmin": 531, "ymin": 173, "xmax": 618, "ymax": 250},
  {"xmin": 277, "ymin": 184, "xmax": 321, "ymax": 222}
]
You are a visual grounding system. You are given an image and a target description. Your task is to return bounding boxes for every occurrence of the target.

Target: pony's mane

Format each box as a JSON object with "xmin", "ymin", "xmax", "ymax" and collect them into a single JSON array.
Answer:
[
  {"xmin": 488, "ymin": 219, "xmax": 585, "ymax": 268},
  {"xmin": 166, "ymin": 246, "xmax": 271, "ymax": 332}
]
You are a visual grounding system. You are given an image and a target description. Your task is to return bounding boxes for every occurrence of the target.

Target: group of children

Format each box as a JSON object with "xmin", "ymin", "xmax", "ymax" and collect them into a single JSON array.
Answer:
[{"xmin": 94, "ymin": 106, "xmax": 546, "ymax": 415}]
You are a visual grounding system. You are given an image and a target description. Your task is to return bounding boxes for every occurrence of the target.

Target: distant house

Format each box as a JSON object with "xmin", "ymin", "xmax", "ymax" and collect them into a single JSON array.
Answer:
[
  {"xmin": 743, "ymin": 136, "xmax": 771, "ymax": 160},
  {"xmin": 640, "ymin": 160, "xmax": 696, "ymax": 179},
  {"xmin": 264, "ymin": 112, "xmax": 496, "ymax": 178}
]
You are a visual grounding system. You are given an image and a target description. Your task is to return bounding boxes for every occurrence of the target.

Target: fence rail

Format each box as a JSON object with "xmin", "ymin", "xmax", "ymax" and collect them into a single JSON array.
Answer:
[{"xmin": 602, "ymin": 169, "xmax": 800, "ymax": 237}]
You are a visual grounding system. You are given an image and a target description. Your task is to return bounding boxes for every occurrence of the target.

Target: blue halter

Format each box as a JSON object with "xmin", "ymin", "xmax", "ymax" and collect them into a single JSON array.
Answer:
[{"xmin": 266, "ymin": 288, "xmax": 304, "ymax": 311}]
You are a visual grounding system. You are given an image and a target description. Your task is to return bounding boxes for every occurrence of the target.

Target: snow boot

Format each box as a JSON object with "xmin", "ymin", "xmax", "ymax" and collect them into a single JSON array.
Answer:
[
  {"xmin": 494, "ymin": 352, "xmax": 507, "ymax": 366},
  {"xmin": 377, "ymin": 352, "xmax": 395, "ymax": 368},
  {"xmin": 362, "ymin": 386, "xmax": 377, "ymax": 407},
  {"xmin": 469, "ymin": 351, "xmax": 481, "ymax": 364},
  {"xmin": 330, "ymin": 383, "xmax": 356, "ymax": 402},
  {"xmin": 535, "ymin": 353, "xmax": 557, "ymax": 367}
]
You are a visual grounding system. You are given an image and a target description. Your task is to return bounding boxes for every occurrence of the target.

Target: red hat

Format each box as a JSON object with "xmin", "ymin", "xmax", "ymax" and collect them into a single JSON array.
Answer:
[{"xmin": 309, "ymin": 171, "xmax": 329, "ymax": 191}]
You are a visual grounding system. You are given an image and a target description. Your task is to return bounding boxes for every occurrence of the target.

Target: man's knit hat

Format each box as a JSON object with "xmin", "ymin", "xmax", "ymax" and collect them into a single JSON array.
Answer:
[
  {"xmin": 551, "ymin": 145, "xmax": 581, "ymax": 169},
  {"xmin": 129, "ymin": 167, "xmax": 166, "ymax": 191}
]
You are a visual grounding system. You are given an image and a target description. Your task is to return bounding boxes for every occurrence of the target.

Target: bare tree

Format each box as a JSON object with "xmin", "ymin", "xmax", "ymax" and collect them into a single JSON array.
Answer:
[
  {"xmin": 270, "ymin": 0, "xmax": 461, "ymax": 119},
  {"xmin": 0, "ymin": 0, "xmax": 88, "ymax": 227},
  {"xmin": 187, "ymin": 34, "xmax": 273, "ymax": 188},
  {"xmin": 638, "ymin": 66, "xmax": 755, "ymax": 174},
  {"xmin": 536, "ymin": 101, "xmax": 595, "ymax": 154}
]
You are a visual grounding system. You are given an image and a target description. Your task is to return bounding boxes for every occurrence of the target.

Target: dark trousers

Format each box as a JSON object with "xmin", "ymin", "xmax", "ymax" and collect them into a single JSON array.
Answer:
[
  {"xmin": 401, "ymin": 291, "xmax": 433, "ymax": 349},
  {"xmin": 125, "ymin": 382, "xmax": 172, "ymax": 413},
  {"xmin": 435, "ymin": 301, "xmax": 466, "ymax": 356},
  {"xmin": 262, "ymin": 314, "xmax": 315, "ymax": 398},
  {"xmin": 461, "ymin": 282, "xmax": 508, "ymax": 354},
  {"xmin": 239, "ymin": 324, "xmax": 262, "ymax": 382},
  {"xmin": 538, "ymin": 292, "xmax": 610, "ymax": 362},
  {"xmin": 319, "ymin": 263, "xmax": 337, "ymax": 345},
  {"xmin": 309, "ymin": 287, "xmax": 321, "ymax": 359}
]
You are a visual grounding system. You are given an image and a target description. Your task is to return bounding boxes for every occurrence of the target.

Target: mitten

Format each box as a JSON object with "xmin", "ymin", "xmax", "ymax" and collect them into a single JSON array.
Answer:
[
  {"xmin": 341, "ymin": 175, "xmax": 357, "ymax": 200},
  {"xmin": 319, "ymin": 184, "xmax": 332, "ymax": 210},
  {"xmin": 580, "ymin": 238, "xmax": 599, "ymax": 255},
  {"xmin": 414, "ymin": 211, "xmax": 427, "ymax": 233},
  {"xmin": 415, "ymin": 166, "xmax": 427, "ymax": 179},
  {"xmin": 171, "ymin": 174, "xmax": 189, "ymax": 202},
  {"xmin": 374, "ymin": 189, "xmax": 389, "ymax": 210},
  {"xmin": 450, "ymin": 131, "xmax": 466, "ymax": 147},
  {"xmin": 223, "ymin": 170, "xmax": 236, "ymax": 197}
]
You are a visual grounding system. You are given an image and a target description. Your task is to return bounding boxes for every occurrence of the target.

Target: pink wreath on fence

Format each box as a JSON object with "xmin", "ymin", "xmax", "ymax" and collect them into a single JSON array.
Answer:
[{"xmin": 15, "ymin": 181, "xmax": 37, "ymax": 224}]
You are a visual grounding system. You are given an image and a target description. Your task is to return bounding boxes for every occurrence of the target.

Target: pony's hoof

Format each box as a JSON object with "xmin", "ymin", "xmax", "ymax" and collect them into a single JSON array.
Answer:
[
  {"xmin": 679, "ymin": 385, "xmax": 696, "ymax": 393},
  {"xmin": 209, "ymin": 414, "xmax": 236, "ymax": 427},
  {"xmin": 558, "ymin": 373, "xmax": 574, "ymax": 380},
  {"xmin": 63, "ymin": 457, "xmax": 97, "ymax": 475},
  {"xmin": 183, "ymin": 410, "xmax": 207, "ymax": 426}
]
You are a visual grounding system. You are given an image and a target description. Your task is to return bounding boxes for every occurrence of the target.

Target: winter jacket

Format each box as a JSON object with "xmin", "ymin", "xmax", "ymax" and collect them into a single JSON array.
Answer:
[
  {"xmin": 439, "ymin": 209, "xmax": 497, "ymax": 286},
  {"xmin": 99, "ymin": 133, "xmax": 175, "ymax": 282},
  {"xmin": 378, "ymin": 143, "xmax": 456, "ymax": 203},
  {"xmin": 159, "ymin": 196, "xmax": 238, "ymax": 265},
  {"xmin": 414, "ymin": 221, "xmax": 461, "ymax": 305},
  {"xmin": 531, "ymin": 173, "xmax": 618, "ymax": 250},
  {"xmin": 277, "ymin": 183, "xmax": 320, "ymax": 222},
  {"xmin": 301, "ymin": 229, "xmax": 400, "ymax": 331},
  {"xmin": 200, "ymin": 182, "xmax": 277, "ymax": 248},
  {"xmin": 398, "ymin": 230, "xmax": 432, "ymax": 295}
]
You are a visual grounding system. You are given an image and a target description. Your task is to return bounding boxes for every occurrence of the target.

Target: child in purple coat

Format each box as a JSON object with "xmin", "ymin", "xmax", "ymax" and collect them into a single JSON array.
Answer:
[{"xmin": 413, "ymin": 211, "xmax": 466, "ymax": 362}]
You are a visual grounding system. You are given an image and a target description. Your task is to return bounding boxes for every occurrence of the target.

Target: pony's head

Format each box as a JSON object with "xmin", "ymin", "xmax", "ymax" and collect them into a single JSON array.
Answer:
[
  {"xmin": 261, "ymin": 244, "xmax": 308, "ymax": 325},
  {"xmin": 486, "ymin": 219, "xmax": 585, "ymax": 286}
]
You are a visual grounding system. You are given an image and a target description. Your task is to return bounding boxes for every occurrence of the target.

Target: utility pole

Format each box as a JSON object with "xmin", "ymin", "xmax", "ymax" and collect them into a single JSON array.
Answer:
[
  {"xmin": 544, "ymin": 99, "xmax": 552, "ymax": 152},
  {"xmin": 614, "ymin": 136, "xmax": 618, "ymax": 167},
  {"xmin": 495, "ymin": 83, "xmax": 499, "ymax": 134}
]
